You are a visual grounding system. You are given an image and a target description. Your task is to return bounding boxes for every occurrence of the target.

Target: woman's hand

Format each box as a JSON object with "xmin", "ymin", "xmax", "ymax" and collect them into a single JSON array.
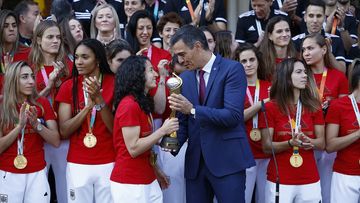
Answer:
[
  {"xmin": 154, "ymin": 164, "xmax": 170, "ymax": 189},
  {"xmin": 26, "ymin": 106, "xmax": 39, "ymax": 130},
  {"xmin": 290, "ymin": 132, "xmax": 314, "ymax": 150},
  {"xmin": 157, "ymin": 59, "xmax": 169, "ymax": 78},
  {"xmin": 18, "ymin": 103, "xmax": 28, "ymax": 129},
  {"xmin": 159, "ymin": 118, "xmax": 179, "ymax": 136},
  {"xmin": 136, "ymin": 48, "xmax": 148, "ymax": 56},
  {"xmin": 83, "ymin": 76, "xmax": 103, "ymax": 104}
]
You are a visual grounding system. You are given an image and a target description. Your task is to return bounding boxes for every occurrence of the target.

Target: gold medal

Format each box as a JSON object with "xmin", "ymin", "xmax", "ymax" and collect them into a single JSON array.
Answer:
[
  {"xmin": 14, "ymin": 154, "xmax": 27, "ymax": 169},
  {"xmin": 250, "ymin": 128, "xmax": 261, "ymax": 141},
  {"xmin": 290, "ymin": 154, "xmax": 303, "ymax": 168},
  {"xmin": 83, "ymin": 133, "xmax": 97, "ymax": 148}
]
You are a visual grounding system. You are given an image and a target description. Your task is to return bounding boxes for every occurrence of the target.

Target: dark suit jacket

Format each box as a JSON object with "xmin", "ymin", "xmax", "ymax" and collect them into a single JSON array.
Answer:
[{"xmin": 177, "ymin": 54, "xmax": 255, "ymax": 179}]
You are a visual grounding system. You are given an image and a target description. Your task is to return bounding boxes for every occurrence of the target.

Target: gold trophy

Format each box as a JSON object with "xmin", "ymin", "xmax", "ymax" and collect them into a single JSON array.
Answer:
[{"xmin": 160, "ymin": 73, "xmax": 182, "ymax": 151}]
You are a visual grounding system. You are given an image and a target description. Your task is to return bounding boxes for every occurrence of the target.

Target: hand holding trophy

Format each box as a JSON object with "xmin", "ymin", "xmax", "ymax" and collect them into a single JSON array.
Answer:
[{"xmin": 160, "ymin": 73, "xmax": 183, "ymax": 152}]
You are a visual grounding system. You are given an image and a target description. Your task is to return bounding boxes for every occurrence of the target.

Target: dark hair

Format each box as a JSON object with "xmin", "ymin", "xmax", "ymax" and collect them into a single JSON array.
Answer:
[
  {"xmin": 259, "ymin": 16, "xmax": 296, "ymax": 80},
  {"xmin": 235, "ymin": 43, "xmax": 267, "ymax": 80},
  {"xmin": 270, "ymin": 58, "xmax": 320, "ymax": 114},
  {"xmin": 106, "ymin": 39, "xmax": 133, "ymax": 60},
  {"xmin": 0, "ymin": 10, "xmax": 19, "ymax": 73},
  {"xmin": 156, "ymin": 12, "xmax": 183, "ymax": 33},
  {"xmin": 349, "ymin": 58, "xmax": 360, "ymax": 91},
  {"xmin": 114, "ymin": 55, "xmax": 154, "ymax": 114},
  {"xmin": 214, "ymin": 30, "xmax": 234, "ymax": 59},
  {"xmin": 127, "ymin": 10, "xmax": 156, "ymax": 52},
  {"xmin": 170, "ymin": 25, "xmax": 209, "ymax": 50},
  {"xmin": 306, "ymin": 0, "xmax": 326, "ymax": 13},
  {"xmin": 72, "ymin": 39, "xmax": 112, "ymax": 116},
  {"xmin": 14, "ymin": 0, "xmax": 38, "ymax": 18},
  {"xmin": 301, "ymin": 33, "xmax": 331, "ymax": 69},
  {"xmin": 50, "ymin": 0, "xmax": 73, "ymax": 23},
  {"xmin": 59, "ymin": 16, "xmax": 86, "ymax": 54}
]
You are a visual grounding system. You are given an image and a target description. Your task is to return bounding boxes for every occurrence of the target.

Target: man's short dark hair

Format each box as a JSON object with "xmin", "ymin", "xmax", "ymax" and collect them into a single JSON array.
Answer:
[
  {"xmin": 170, "ymin": 25, "xmax": 209, "ymax": 50},
  {"xmin": 14, "ymin": 0, "xmax": 38, "ymax": 18},
  {"xmin": 306, "ymin": 0, "xmax": 326, "ymax": 13}
]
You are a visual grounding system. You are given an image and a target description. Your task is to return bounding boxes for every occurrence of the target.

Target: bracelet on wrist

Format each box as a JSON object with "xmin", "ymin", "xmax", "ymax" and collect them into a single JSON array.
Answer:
[{"xmin": 288, "ymin": 139, "xmax": 293, "ymax": 147}]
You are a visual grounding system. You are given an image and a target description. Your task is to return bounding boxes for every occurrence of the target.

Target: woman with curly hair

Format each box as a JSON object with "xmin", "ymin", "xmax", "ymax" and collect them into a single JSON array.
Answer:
[
  {"xmin": 259, "ymin": 58, "xmax": 325, "ymax": 202},
  {"xmin": 56, "ymin": 38, "xmax": 115, "ymax": 203},
  {"xmin": 110, "ymin": 55, "xmax": 178, "ymax": 203},
  {"xmin": 0, "ymin": 61, "xmax": 59, "ymax": 202}
]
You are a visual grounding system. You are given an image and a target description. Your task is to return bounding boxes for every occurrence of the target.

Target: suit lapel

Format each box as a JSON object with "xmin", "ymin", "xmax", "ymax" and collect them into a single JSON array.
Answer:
[{"xmin": 204, "ymin": 55, "xmax": 221, "ymax": 104}]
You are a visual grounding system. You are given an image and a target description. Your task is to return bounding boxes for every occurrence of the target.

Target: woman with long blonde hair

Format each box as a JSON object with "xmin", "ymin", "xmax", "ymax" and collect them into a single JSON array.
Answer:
[
  {"xmin": 29, "ymin": 19, "xmax": 72, "ymax": 203},
  {"xmin": 0, "ymin": 61, "xmax": 59, "ymax": 203}
]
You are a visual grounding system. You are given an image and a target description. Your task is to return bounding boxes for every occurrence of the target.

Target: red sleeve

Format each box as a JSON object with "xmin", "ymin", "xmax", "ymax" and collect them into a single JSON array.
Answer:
[
  {"xmin": 38, "ymin": 97, "xmax": 56, "ymax": 121},
  {"xmin": 325, "ymin": 99, "xmax": 341, "ymax": 124},
  {"xmin": 116, "ymin": 98, "xmax": 142, "ymax": 127},
  {"xmin": 55, "ymin": 79, "xmax": 72, "ymax": 104},
  {"xmin": 312, "ymin": 108, "xmax": 325, "ymax": 125}
]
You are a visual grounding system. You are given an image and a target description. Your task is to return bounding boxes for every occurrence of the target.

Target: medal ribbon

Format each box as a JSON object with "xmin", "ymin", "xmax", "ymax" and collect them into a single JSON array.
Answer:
[
  {"xmin": 17, "ymin": 127, "xmax": 25, "ymax": 155},
  {"xmin": 318, "ymin": 67, "xmax": 328, "ymax": 101},
  {"xmin": 146, "ymin": 45, "xmax": 153, "ymax": 60},
  {"xmin": 148, "ymin": 113, "xmax": 155, "ymax": 132},
  {"xmin": 246, "ymin": 80, "xmax": 260, "ymax": 129},
  {"xmin": 153, "ymin": 0, "xmax": 159, "ymax": 21},
  {"xmin": 186, "ymin": 0, "xmax": 195, "ymax": 21},
  {"xmin": 40, "ymin": 66, "xmax": 54, "ymax": 106},
  {"xmin": 349, "ymin": 94, "xmax": 360, "ymax": 126},
  {"xmin": 83, "ymin": 74, "xmax": 103, "ymax": 133},
  {"xmin": 288, "ymin": 100, "xmax": 302, "ymax": 153}
]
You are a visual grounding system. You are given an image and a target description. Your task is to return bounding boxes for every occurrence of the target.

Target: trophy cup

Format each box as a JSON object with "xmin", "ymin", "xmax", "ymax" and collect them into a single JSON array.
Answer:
[{"xmin": 160, "ymin": 73, "xmax": 183, "ymax": 152}]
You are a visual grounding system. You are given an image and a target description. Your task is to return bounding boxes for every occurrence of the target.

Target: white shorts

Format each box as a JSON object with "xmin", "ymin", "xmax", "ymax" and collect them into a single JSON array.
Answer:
[
  {"xmin": 245, "ymin": 158, "xmax": 270, "ymax": 203},
  {"xmin": 110, "ymin": 180, "xmax": 162, "ymax": 203},
  {"xmin": 265, "ymin": 180, "xmax": 321, "ymax": 203},
  {"xmin": 66, "ymin": 162, "xmax": 114, "ymax": 203},
  {"xmin": 331, "ymin": 172, "xmax": 360, "ymax": 203},
  {"xmin": 0, "ymin": 168, "xmax": 50, "ymax": 203}
]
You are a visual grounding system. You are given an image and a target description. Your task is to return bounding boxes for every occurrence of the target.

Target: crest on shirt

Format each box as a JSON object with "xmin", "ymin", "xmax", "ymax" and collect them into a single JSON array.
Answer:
[
  {"xmin": 70, "ymin": 189, "xmax": 75, "ymax": 200},
  {"xmin": 0, "ymin": 194, "xmax": 8, "ymax": 203}
]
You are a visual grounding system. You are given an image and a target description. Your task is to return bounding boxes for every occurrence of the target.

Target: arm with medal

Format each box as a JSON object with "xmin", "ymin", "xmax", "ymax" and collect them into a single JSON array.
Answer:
[
  {"xmin": 0, "ymin": 103, "xmax": 27, "ymax": 155},
  {"xmin": 58, "ymin": 88, "xmax": 95, "ymax": 139}
]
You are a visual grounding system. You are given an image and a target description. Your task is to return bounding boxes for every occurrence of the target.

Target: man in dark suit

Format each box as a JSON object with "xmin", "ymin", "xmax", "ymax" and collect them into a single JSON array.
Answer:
[{"xmin": 168, "ymin": 25, "xmax": 255, "ymax": 203}]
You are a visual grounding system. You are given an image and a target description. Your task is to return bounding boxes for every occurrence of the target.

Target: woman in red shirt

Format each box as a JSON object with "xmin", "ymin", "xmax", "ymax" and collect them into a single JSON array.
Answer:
[
  {"xmin": 235, "ymin": 43, "xmax": 271, "ymax": 203},
  {"xmin": 0, "ymin": 10, "xmax": 30, "ymax": 92},
  {"xmin": 110, "ymin": 55, "xmax": 178, "ymax": 203},
  {"xmin": 56, "ymin": 38, "xmax": 115, "ymax": 203},
  {"xmin": 302, "ymin": 33, "xmax": 349, "ymax": 203},
  {"xmin": 259, "ymin": 16, "xmax": 297, "ymax": 81},
  {"xmin": 0, "ymin": 61, "xmax": 60, "ymax": 203},
  {"xmin": 325, "ymin": 60, "xmax": 360, "ymax": 203},
  {"xmin": 29, "ymin": 19, "xmax": 72, "ymax": 203},
  {"xmin": 259, "ymin": 58, "xmax": 325, "ymax": 202}
]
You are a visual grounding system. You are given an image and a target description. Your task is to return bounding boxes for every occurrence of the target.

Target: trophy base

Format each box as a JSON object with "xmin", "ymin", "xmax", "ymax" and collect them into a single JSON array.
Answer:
[{"xmin": 160, "ymin": 136, "xmax": 180, "ymax": 152}]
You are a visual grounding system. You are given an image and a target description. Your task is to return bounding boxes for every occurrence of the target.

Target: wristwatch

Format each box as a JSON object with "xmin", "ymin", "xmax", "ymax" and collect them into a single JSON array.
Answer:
[
  {"xmin": 190, "ymin": 108, "xmax": 196, "ymax": 118},
  {"xmin": 36, "ymin": 118, "xmax": 43, "ymax": 132},
  {"xmin": 95, "ymin": 102, "xmax": 106, "ymax": 111}
]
